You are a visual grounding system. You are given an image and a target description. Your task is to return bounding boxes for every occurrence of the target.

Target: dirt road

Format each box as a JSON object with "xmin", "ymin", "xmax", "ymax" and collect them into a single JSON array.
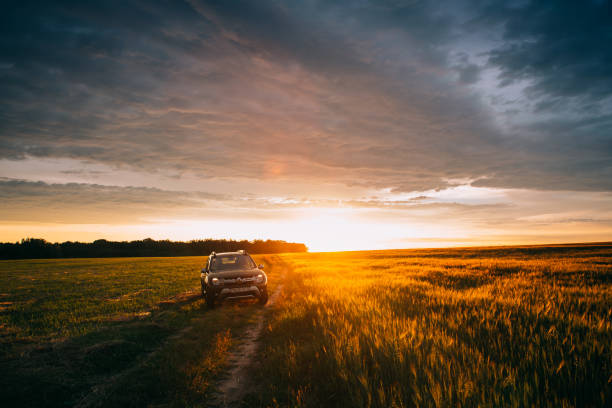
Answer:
[{"xmin": 208, "ymin": 282, "xmax": 283, "ymax": 407}]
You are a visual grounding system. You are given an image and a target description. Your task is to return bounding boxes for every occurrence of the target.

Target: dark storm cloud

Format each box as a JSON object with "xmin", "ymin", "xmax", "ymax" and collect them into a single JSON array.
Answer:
[
  {"xmin": 482, "ymin": 0, "xmax": 612, "ymax": 103},
  {"xmin": 0, "ymin": 0, "xmax": 611, "ymax": 193},
  {"xmin": 463, "ymin": 0, "xmax": 612, "ymax": 191}
]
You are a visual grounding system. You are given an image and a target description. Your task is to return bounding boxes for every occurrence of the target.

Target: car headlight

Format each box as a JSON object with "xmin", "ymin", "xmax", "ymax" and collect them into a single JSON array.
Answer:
[
  {"xmin": 211, "ymin": 277, "xmax": 220, "ymax": 285},
  {"xmin": 256, "ymin": 274, "xmax": 264, "ymax": 283}
]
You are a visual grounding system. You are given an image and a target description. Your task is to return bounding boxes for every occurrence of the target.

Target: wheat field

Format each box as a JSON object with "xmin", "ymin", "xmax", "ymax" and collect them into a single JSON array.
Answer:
[{"xmin": 249, "ymin": 245, "xmax": 612, "ymax": 407}]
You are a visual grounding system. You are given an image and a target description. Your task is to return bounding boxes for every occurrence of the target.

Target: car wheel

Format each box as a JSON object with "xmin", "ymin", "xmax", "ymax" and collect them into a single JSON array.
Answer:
[
  {"xmin": 258, "ymin": 288, "xmax": 268, "ymax": 305},
  {"xmin": 205, "ymin": 287, "xmax": 215, "ymax": 308}
]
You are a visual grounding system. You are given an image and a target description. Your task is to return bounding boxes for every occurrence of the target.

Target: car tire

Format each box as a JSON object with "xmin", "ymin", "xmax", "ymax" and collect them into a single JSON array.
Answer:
[
  {"xmin": 258, "ymin": 288, "xmax": 268, "ymax": 305},
  {"xmin": 205, "ymin": 287, "xmax": 216, "ymax": 309}
]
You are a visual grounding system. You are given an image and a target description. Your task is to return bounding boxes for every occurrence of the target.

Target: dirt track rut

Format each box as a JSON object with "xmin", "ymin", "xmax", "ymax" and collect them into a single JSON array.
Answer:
[{"xmin": 208, "ymin": 282, "xmax": 283, "ymax": 407}]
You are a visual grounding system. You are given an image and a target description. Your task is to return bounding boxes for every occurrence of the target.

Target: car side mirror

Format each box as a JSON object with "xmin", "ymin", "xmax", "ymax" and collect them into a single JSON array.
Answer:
[{"xmin": 258, "ymin": 264, "xmax": 264, "ymax": 269}]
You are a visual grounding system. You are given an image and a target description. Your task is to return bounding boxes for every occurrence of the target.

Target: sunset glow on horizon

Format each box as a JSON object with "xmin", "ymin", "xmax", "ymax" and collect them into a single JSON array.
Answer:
[{"xmin": 1, "ymin": 1, "xmax": 611, "ymax": 250}]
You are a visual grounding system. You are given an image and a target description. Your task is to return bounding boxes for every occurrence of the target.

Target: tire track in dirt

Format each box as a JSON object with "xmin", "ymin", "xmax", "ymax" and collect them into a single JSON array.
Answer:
[
  {"xmin": 209, "ymin": 268, "xmax": 285, "ymax": 408},
  {"xmin": 77, "ymin": 258, "xmax": 286, "ymax": 408}
]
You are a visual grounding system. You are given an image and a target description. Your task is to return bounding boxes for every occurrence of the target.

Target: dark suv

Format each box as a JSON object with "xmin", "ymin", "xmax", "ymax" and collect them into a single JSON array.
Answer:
[{"xmin": 201, "ymin": 250, "xmax": 268, "ymax": 308}]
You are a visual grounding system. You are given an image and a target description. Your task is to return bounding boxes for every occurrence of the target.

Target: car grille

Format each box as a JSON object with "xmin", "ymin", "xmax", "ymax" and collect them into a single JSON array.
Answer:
[{"xmin": 221, "ymin": 276, "xmax": 257, "ymax": 287}]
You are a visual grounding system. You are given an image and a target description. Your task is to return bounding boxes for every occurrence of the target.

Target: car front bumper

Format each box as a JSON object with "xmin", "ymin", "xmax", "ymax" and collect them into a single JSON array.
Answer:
[{"xmin": 214, "ymin": 284, "xmax": 266, "ymax": 300}]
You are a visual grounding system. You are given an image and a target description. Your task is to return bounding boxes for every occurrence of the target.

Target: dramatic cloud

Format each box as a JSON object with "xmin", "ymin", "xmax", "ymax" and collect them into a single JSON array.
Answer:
[
  {"xmin": 0, "ymin": 178, "xmax": 226, "ymax": 223},
  {"xmin": 484, "ymin": 0, "xmax": 612, "ymax": 103},
  {"xmin": 0, "ymin": 1, "xmax": 611, "ymax": 248},
  {"xmin": 1, "ymin": 0, "xmax": 610, "ymax": 193}
]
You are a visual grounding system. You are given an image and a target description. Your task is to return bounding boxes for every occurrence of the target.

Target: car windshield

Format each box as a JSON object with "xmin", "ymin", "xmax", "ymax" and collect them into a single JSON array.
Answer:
[{"xmin": 210, "ymin": 254, "xmax": 255, "ymax": 271}]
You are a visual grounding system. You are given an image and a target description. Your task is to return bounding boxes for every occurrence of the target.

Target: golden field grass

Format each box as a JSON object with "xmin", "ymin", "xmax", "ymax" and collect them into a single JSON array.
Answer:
[{"xmin": 248, "ymin": 245, "xmax": 612, "ymax": 407}]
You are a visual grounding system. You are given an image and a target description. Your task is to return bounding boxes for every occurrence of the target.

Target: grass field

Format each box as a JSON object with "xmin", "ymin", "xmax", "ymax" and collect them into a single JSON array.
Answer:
[
  {"xmin": 1, "ymin": 245, "xmax": 611, "ymax": 407},
  {"xmin": 0, "ymin": 255, "xmax": 280, "ymax": 407}
]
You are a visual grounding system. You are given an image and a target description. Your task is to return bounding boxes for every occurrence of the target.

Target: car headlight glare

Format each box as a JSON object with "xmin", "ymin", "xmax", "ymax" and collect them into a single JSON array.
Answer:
[
  {"xmin": 256, "ymin": 274, "xmax": 264, "ymax": 283},
  {"xmin": 211, "ymin": 277, "xmax": 220, "ymax": 285}
]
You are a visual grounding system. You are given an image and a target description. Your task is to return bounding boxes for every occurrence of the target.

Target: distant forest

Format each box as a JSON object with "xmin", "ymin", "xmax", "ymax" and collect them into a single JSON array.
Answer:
[{"xmin": 0, "ymin": 238, "xmax": 308, "ymax": 260}]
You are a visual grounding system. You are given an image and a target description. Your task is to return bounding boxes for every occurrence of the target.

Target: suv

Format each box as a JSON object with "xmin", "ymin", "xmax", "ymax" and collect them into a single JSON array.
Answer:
[{"xmin": 201, "ymin": 250, "xmax": 268, "ymax": 308}]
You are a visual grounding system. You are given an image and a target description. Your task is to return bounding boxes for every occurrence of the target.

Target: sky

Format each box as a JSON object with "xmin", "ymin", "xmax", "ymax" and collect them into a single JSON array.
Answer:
[{"xmin": 1, "ymin": 0, "xmax": 611, "ymax": 251}]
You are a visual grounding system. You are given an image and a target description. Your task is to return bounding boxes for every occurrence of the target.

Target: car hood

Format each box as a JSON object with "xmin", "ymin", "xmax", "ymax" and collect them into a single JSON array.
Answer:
[{"xmin": 209, "ymin": 268, "xmax": 262, "ymax": 279}]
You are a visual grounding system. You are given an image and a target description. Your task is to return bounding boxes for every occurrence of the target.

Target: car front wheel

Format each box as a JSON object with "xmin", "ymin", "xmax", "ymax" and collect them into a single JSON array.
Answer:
[
  {"xmin": 258, "ymin": 288, "xmax": 268, "ymax": 305},
  {"xmin": 205, "ymin": 287, "xmax": 216, "ymax": 308}
]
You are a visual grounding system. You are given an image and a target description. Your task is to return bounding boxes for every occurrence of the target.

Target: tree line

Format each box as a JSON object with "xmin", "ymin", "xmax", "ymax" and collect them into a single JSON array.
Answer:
[{"xmin": 0, "ymin": 238, "xmax": 308, "ymax": 260}]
